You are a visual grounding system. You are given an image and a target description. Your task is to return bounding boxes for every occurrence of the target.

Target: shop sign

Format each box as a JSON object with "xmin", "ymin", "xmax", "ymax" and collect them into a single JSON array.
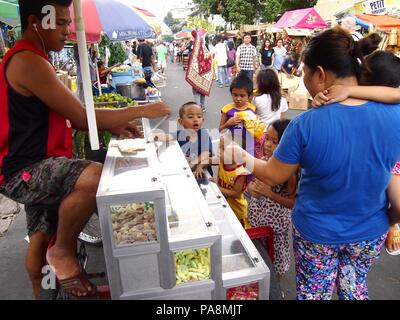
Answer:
[{"xmin": 362, "ymin": 0, "xmax": 388, "ymax": 14}]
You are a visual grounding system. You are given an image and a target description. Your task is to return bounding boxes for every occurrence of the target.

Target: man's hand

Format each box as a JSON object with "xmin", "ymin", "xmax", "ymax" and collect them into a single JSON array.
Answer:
[
  {"xmin": 108, "ymin": 122, "xmax": 143, "ymax": 139},
  {"xmin": 142, "ymin": 102, "xmax": 171, "ymax": 119}
]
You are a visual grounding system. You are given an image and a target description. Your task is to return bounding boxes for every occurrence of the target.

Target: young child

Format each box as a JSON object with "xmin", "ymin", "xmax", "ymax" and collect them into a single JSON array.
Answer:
[
  {"xmin": 312, "ymin": 50, "xmax": 400, "ymax": 256},
  {"xmin": 154, "ymin": 102, "xmax": 213, "ymax": 179},
  {"xmin": 219, "ymin": 75, "xmax": 265, "ymax": 157},
  {"xmin": 252, "ymin": 69, "xmax": 289, "ymax": 158},
  {"xmin": 247, "ymin": 119, "xmax": 297, "ymax": 282},
  {"xmin": 210, "ymin": 132, "xmax": 252, "ymax": 229}
]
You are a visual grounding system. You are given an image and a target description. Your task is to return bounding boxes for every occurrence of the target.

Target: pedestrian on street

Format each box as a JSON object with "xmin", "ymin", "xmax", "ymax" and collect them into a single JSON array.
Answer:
[
  {"xmin": 260, "ymin": 39, "xmax": 274, "ymax": 70},
  {"xmin": 214, "ymin": 36, "xmax": 229, "ymax": 88},
  {"xmin": 272, "ymin": 38, "xmax": 287, "ymax": 73},
  {"xmin": 137, "ymin": 39, "xmax": 157, "ymax": 88},
  {"xmin": 156, "ymin": 42, "xmax": 168, "ymax": 75},
  {"xmin": 229, "ymin": 27, "xmax": 400, "ymax": 300},
  {"xmin": 236, "ymin": 33, "xmax": 258, "ymax": 80},
  {"xmin": 227, "ymin": 41, "xmax": 236, "ymax": 80},
  {"xmin": 0, "ymin": 0, "xmax": 171, "ymax": 299}
]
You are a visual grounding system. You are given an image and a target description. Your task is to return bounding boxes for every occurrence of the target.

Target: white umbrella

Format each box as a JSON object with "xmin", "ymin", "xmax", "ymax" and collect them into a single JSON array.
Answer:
[{"xmin": 72, "ymin": 0, "xmax": 99, "ymax": 150}]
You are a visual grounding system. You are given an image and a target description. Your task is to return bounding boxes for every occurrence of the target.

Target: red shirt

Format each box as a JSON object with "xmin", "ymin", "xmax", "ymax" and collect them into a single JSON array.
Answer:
[{"xmin": 0, "ymin": 40, "xmax": 72, "ymax": 184}]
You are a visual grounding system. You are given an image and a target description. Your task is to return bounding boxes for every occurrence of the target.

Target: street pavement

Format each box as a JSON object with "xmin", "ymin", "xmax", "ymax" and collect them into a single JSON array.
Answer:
[{"xmin": 0, "ymin": 61, "xmax": 399, "ymax": 300}]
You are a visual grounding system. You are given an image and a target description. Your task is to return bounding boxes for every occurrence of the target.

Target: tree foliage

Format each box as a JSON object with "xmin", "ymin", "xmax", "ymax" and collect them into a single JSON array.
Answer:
[
  {"xmin": 192, "ymin": 0, "xmax": 318, "ymax": 27},
  {"xmin": 164, "ymin": 11, "xmax": 182, "ymax": 33},
  {"xmin": 99, "ymin": 35, "xmax": 126, "ymax": 66},
  {"xmin": 185, "ymin": 17, "xmax": 217, "ymax": 33}
]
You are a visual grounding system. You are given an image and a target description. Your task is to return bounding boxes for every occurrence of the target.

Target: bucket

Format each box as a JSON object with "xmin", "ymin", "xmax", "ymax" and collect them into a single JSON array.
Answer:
[{"xmin": 116, "ymin": 82, "xmax": 146, "ymax": 100}]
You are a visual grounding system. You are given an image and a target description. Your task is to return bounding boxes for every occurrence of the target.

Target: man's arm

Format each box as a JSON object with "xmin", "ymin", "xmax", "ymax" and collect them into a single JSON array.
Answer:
[{"xmin": 7, "ymin": 52, "xmax": 170, "ymax": 131}]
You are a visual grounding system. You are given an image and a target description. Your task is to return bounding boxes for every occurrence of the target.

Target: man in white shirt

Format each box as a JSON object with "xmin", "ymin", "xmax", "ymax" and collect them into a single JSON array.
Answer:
[
  {"xmin": 341, "ymin": 16, "xmax": 363, "ymax": 41},
  {"xmin": 236, "ymin": 33, "xmax": 258, "ymax": 80},
  {"xmin": 215, "ymin": 36, "xmax": 229, "ymax": 87}
]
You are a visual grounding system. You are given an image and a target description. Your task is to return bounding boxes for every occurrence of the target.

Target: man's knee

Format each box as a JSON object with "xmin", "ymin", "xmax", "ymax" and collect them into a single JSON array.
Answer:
[{"xmin": 75, "ymin": 162, "xmax": 103, "ymax": 196}]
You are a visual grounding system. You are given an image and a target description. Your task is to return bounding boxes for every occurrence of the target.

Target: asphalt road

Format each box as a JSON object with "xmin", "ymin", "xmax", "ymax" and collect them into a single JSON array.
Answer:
[{"xmin": 0, "ymin": 61, "xmax": 399, "ymax": 300}]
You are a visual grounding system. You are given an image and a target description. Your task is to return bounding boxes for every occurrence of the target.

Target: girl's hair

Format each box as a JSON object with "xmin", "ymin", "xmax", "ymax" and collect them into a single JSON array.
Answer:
[
  {"xmin": 256, "ymin": 69, "xmax": 282, "ymax": 112},
  {"xmin": 270, "ymin": 119, "xmax": 291, "ymax": 142},
  {"xmin": 275, "ymin": 38, "xmax": 283, "ymax": 45},
  {"xmin": 303, "ymin": 27, "xmax": 381, "ymax": 80},
  {"xmin": 228, "ymin": 41, "xmax": 235, "ymax": 50},
  {"xmin": 360, "ymin": 51, "xmax": 400, "ymax": 87}
]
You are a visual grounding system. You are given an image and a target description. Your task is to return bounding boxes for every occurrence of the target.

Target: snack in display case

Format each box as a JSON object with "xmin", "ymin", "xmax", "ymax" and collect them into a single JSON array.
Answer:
[
  {"xmin": 174, "ymin": 249, "xmax": 211, "ymax": 284},
  {"xmin": 226, "ymin": 283, "xmax": 259, "ymax": 300},
  {"xmin": 111, "ymin": 202, "xmax": 157, "ymax": 246},
  {"xmin": 222, "ymin": 253, "xmax": 253, "ymax": 273},
  {"xmin": 114, "ymin": 157, "xmax": 149, "ymax": 174}
]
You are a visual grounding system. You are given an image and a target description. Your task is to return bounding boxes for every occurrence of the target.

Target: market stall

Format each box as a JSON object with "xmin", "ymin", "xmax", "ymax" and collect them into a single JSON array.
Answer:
[
  {"xmin": 95, "ymin": 109, "xmax": 271, "ymax": 300},
  {"xmin": 275, "ymin": 7, "xmax": 328, "ymax": 30}
]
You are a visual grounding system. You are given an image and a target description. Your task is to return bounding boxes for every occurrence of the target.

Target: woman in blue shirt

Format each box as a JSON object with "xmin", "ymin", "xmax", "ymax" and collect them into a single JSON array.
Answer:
[{"xmin": 234, "ymin": 27, "xmax": 400, "ymax": 300}]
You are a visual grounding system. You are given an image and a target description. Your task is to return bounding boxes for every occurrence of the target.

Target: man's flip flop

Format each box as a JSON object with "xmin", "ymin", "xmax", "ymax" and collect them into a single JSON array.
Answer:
[{"xmin": 58, "ymin": 271, "xmax": 98, "ymax": 298}]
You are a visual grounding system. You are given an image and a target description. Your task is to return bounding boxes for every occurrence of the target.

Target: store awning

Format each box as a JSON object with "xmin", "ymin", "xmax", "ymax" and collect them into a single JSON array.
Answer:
[
  {"xmin": 285, "ymin": 28, "xmax": 312, "ymax": 36},
  {"xmin": 275, "ymin": 8, "xmax": 328, "ymax": 29},
  {"xmin": 355, "ymin": 14, "xmax": 400, "ymax": 29}
]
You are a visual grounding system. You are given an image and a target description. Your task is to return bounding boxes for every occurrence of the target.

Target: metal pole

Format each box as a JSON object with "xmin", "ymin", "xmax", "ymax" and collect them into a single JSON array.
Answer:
[{"xmin": 73, "ymin": 0, "xmax": 99, "ymax": 150}]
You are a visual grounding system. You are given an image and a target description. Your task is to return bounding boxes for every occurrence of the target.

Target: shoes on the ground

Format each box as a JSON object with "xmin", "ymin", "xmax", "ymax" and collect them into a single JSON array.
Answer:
[
  {"xmin": 202, "ymin": 107, "xmax": 206, "ymax": 112},
  {"xmin": 218, "ymin": 85, "xmax": 223, "ymax": 88},
  {"xmin": 225, "ymin": 83, "xmax": 230, "ymax": 87}
]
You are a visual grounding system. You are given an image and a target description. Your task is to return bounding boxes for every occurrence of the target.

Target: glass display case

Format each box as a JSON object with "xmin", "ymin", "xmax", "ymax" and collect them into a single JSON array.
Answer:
[{"xmin": 97, "ymin": 110, "xmax": 270, "ymax": 300}]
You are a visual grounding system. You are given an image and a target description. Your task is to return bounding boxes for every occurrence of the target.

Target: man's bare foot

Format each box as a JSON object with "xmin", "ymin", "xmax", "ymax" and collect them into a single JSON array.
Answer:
[{"xmin": 46, "ymin": 245, "xmax": 95, "ymax": 297}]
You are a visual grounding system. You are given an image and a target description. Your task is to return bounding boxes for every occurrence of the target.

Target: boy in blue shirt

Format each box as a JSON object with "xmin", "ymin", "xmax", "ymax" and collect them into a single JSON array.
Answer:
[{"xmin": 154, "ymin": 102, "xmax": 213, "ymax": 179}]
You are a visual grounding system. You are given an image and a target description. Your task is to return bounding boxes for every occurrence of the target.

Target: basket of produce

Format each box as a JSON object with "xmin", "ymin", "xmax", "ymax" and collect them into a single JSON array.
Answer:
[{"xmin": 111, "ymin": 65, "xmax": 133, "ymax": 77}]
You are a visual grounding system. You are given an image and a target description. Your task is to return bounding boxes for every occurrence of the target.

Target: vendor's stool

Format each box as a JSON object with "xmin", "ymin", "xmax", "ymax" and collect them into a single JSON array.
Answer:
[{"xmin": 246, "ymin": 226, "xmax": 274, "ymax": 263}]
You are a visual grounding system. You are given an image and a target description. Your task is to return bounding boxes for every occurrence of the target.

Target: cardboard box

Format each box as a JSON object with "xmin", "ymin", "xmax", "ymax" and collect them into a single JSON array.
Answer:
[
  {"xmin": 56, "ymin": 70, "xmax": 68, "ymax": 86},
  {"xmin": 68, "ymin": 76, "xmax": 77, "ymax": 92},
  {"xmin": 289, "ymin": 91, "xmax": 309, "ymax": 110}
]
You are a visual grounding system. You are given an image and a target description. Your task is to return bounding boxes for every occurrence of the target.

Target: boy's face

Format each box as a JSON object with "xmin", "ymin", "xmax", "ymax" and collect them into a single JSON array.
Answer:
[
  {"xmin": 231, "ymin": 88, "xmax": 250, "ymax": 109},
  {"xmin": 178, "ymin": 104, "xmax": 204, "ymax": 131},
  {"xmin": 36, "ymin": 4, "xmax": 71, "ymax": 52}
]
